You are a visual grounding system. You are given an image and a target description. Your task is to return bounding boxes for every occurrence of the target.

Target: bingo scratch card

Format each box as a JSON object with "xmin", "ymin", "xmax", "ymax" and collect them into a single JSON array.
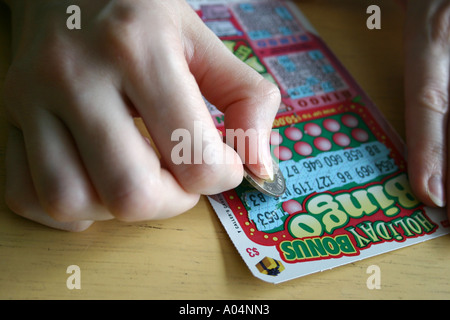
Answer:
[{"xmin": 188, "ymin": 0, "xmax": 450, "ymax": 283}]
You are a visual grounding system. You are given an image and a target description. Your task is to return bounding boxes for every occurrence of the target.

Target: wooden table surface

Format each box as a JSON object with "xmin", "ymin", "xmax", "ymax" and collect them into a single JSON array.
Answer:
[{"xmin": 1, "ymin": 0, "xmax": 450, "ymax": 300}]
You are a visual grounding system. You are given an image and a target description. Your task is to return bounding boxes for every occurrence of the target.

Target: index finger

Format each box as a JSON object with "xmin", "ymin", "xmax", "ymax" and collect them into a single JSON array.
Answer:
[{"xmin": 185, "ymin": 18, "xmax": 281, "ymax": 180}]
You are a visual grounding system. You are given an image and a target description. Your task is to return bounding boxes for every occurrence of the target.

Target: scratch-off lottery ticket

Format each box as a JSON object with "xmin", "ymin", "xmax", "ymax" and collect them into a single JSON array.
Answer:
[{"xmin": 188, "ymin": 0, "xmax": 450, "ymax": 283}]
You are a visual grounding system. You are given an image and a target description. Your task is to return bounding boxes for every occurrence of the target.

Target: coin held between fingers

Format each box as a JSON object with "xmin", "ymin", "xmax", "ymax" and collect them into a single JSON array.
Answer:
[{"xmin": 243, "ymin": 158, "xmax": 286, "ymax": 197}]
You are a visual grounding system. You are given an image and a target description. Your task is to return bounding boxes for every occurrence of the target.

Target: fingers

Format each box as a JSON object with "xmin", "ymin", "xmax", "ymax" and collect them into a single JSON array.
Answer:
[
  {"xmin": 3, "ymin": 0, "xmax": 280, "ymax": 230},
  {"xmin": 123, "ymin": 15, "xmax": 244, "ymax": 195},
  {"xmin": 19, "ymin": 109, "xmax": 113, "ymax": 222},
  {"xmin": 184, "ymin": 13, "xmax": 281, "ymax": 180},
  {"xmin": 404, "ymin": 1, "xmax": 450, "ymax": 208},
  {"xmin": 60, "ymin": 82, "xmax": 200, "ymax": 221},
  {"xmin": 7, "ymin": 80, "xmax": 200, "ymax": 225},
  {"xmin": 5, "ymin": 125, "xmax": 94, "ymax": 232}
]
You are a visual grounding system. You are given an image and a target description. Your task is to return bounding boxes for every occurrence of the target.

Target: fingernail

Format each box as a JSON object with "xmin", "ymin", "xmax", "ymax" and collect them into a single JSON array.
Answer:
[
  {"xmin": 428, "ymin": 175, "xmax": 446, "ymax": 207},
  {"xmin": 258, "ymin": 133, "xmax": 274, "ymax": 180},
  {"xmin": 261, "ymin": 150, "xmax": 274, "ymax": 180}
]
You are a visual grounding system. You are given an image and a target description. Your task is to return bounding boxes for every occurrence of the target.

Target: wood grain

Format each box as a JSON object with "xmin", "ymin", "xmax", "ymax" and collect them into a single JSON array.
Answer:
[{"xmin": 1, "ymin": 0, "xmax": 449, "ymax": 299}]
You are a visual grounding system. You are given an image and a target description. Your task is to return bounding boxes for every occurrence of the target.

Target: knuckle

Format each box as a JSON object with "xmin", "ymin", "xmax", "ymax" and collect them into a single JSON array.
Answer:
[
  {"xmin": 42, "ymin": 187, "xmax": 86, "ymax": 222},
  {"xmin": 176, "ymin": 162, "xmax": 241, "ymax": 194},
  {"xmin": 418, "ymin": 86, "xmax": 449, "ymax": 115},
  {"xmin": 97, "ymin": 2, "xmax": 143, "ymax": 64},
  {"xmin": 265, "ymin": 87, "xmax": 282, "ymax": 112},
  {"xmin": 107, "ymin": 178, "xmax": 162, "ymax": 221},
  {"xmin": 96, "ymin": 0, "xmax": 182, "ymax": 71},
  {"xmin": 30, "ymin": 30, "xmax": 82, "ymax": 85},
  {"xmin": 6, "ymin": 42, "xmax": 81, "ymax": 105},
  {"xmin": 250, "ymin": 77, "xmax": 282, "ymax": 115},
  {"xmin": 5, "ymin": 189, "xmax": 93, "ymax": 232},
  {"xmin": 260, "ymin": 78, "xmax": 282, "ymax": 102}
]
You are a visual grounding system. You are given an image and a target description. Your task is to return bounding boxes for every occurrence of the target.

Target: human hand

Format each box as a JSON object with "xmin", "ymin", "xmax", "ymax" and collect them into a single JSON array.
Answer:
[
  {"xmin": 403, "ymin": 0, "xmax": 450, "ymax": 213},
  {"xmin": 3, "ymin": 0, "xmax": 280, "ymax": 231}
]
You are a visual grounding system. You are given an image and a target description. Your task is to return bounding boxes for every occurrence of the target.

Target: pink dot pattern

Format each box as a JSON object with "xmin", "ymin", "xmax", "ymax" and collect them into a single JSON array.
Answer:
[{"xmin": 270, "ymin": 113, "xmax": 370, "ymax": 160}]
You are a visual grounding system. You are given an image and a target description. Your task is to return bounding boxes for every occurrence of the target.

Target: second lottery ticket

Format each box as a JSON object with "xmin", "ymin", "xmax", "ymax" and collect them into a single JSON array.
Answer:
[{"xmin": 188, "ymin": 0, "xmax": 450, "ymax": 283}]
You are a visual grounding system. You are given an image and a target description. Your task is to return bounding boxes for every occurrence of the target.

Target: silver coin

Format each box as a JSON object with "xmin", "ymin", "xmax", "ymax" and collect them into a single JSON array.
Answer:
[{"xmin": 243, "ymin": 159, "xmax": 286, "ymax": 197}]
